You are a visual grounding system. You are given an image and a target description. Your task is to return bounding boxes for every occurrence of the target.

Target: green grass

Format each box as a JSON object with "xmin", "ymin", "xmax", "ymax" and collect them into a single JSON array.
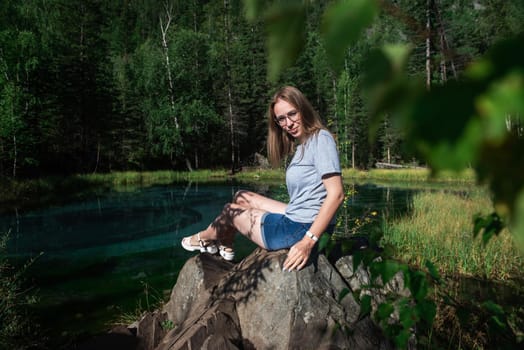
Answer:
[
  {"xmin": 381, "ymin": 189, "xmax": 523, "ymax": 280},
  {"xmin": 232, "ymin": 168, "xmax": 285, "ymax": 182},
  {"xmin": 342, "ymin": 167, "xmax": 476, "ymax": 184},
  {"xmin": 83, "ymin": 169, "xmax": 229, "ymax": 186},
  {"xmin": 1, "ymin": 232, "xmax": 43, "ymax": 349}
]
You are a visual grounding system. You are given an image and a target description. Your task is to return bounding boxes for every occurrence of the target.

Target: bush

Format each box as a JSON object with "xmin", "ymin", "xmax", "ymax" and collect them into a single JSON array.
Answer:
[{"xmin": 0, "ymin": 232, "xmax": 42, "ymax": 349}]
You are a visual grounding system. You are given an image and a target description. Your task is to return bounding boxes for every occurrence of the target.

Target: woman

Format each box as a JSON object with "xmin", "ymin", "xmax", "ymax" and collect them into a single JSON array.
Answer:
[{"xmin": 181, "ymin": 86, "xmax": 344, "ymax": 271}]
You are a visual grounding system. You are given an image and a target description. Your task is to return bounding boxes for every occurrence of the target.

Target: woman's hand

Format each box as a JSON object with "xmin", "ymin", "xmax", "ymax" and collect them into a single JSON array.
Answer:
[{"xmin": 283, "ymin": 237, "xmax": 316, "ymax": 271}]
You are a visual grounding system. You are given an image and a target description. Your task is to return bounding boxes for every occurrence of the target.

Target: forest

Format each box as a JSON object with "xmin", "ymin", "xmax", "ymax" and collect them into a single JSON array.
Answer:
[{"xmin": 1, "ymin": 0, "xmax": 523, "ymax": 178}]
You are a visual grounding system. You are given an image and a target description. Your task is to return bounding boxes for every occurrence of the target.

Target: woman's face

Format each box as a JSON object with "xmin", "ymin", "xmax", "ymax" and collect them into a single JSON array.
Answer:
[{"xmin": 273, "ymin": 98, "xmax": 305, "ymax": 142}]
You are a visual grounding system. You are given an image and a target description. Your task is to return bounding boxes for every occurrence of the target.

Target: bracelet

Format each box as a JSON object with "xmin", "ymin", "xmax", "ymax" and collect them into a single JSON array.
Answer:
[{"xmin": 305, "ymin": 230, "xmax": 318, "ymax": 242}]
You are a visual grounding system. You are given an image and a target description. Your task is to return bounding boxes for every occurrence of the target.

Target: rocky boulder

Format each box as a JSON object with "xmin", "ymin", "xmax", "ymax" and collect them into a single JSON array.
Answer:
[{"xmin": 123, "ymin": 247, "xmax": 406, "ymax": 350}]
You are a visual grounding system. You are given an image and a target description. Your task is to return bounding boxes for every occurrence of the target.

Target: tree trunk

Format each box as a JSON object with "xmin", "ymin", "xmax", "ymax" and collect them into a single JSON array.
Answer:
[
  {"xmin": 439, "ymin": 31, "xmax": 447, "ymax": 83},
  {"xmin": 194, "ymin": 149, "xmax": 199, "ymax": 170},
  {"xmin": 343, "ymin": 57, "xmax": 351, "ymax": 168},
  {"xmin": 160, "ymin": 1, "xmax": 183, "ymax": 163},
  {"xmin": 425, "ymin": 0, "xmax": 432, "ymax": 90},
  {"xmin": 352, "ymin": 142, "xmax": 355, "ymax": 169},
  {"xmin": 160, "ymin": 3, "xmax": 179, "ymax": 132},
  {"xmin": 93, "ymin": 139, "xmax": 100, "ymax": 174},
  {"xmin": 12, "ymin": 133, "xmax": 17, "ymax": 178},
  {"xmin": 434, "ymin": 0, "xmax": 457, "ymax": 81},
  {"xmin": 223, "ymin": 0, "xmax": 236, "ymax": 174},
  {"xmin": 332, "ymin": 76, "xmax": 337, "ymax": 133}
]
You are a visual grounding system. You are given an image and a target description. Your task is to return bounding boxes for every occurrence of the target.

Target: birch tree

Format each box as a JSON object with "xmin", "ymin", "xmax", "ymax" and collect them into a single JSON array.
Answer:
[
  {"xmin": 0, "ymin": 24, "xmax": 38, "ymax": 178},
  {"xmin": 159, "ymin": 1, "xmax": 184, "ymax": 166}
]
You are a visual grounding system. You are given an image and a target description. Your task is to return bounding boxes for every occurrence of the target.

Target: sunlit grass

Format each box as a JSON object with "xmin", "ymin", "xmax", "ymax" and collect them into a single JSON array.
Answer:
[
  {"xmin": 232, "ymin": 168, "xmax": 285, "ymax": 182},
  {"xmin": 342, "ymin": 167, "xmax": 476, "ymax": 184},
  {"xmin": 110, "ymin": 280, "xmax": 167, "ymax": 328},
  {"xmin": 382, "ymin": 189, "xmax": 523, "ymax": 280},
  {"xmin": 83, "ymin": 169, "xmax": 229, "ymax": 186},
  {"xmin": 235, "ymin": 167, "xmax": 476, "ymax": 185}
]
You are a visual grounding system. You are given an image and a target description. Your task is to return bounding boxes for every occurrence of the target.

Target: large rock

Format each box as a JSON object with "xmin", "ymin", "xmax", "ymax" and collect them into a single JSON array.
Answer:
[
  {"xmin": 162, "ymin": 253, "xmax": 235, "ymax": 327},
  {"xmin": 135, "ymin": 248, "xmax": 396, "ymax": 350}
]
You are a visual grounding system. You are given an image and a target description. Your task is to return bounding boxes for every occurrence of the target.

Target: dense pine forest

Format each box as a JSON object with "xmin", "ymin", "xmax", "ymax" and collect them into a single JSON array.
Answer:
[{"xmin": 1, "ymin": 0, "xmax": 523, "ymax": 178}]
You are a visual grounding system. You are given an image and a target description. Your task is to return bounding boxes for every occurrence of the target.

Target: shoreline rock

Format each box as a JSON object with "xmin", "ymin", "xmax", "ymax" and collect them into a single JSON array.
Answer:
[{"xmin": 80, "ymin": 248, "xmax": 412, "ymax": 349}]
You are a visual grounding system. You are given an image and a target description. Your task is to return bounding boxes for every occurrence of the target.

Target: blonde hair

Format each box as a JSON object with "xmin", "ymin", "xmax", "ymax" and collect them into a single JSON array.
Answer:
[{"xmin": 267, "ymin": 86, "xmax": 326, "ymax": 168}]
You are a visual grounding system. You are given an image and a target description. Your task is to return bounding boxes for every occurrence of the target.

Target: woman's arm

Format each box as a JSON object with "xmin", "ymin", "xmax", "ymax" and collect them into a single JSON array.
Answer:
[{"xmin": 282, "ymin": 174, "xmax": 344, "ymax": 271}]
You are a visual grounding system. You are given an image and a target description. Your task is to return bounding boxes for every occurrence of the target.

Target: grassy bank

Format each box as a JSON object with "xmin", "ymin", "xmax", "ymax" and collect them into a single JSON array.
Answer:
[
  {"xmin": 234, "ymin": 167, "xmax": 477, "ymax": 184},
  {"xmin": 380, "ymin": 189, "xmax": 524, "ymax": 348},
  {"xmin": 342, "ymin": 167, "xmax": 476, "ymax": 185},
  {"xmin": 381, "ymin": 189, "xmax": 523, "ymax": 280},
  {"xmin": 83, "ymin": 169, "xmax": 229, "ymax": 186}
]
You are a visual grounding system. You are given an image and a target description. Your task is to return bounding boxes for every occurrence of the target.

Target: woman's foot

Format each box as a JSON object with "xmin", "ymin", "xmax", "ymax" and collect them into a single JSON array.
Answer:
[
  {"xmin": 181, "ymin": 232, "xmax": 218, "ymax": 254},
  {"xmin": 218, "ymin": 244, "xmax": 235, "ymax": 261}
]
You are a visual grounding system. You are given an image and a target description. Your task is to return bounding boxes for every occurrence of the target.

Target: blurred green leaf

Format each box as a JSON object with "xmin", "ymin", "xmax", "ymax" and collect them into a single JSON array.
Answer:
[
  {"xmin": 321, "ymin": 0, "xmax": 378, "ymax": 71},
  {"xmin": 490, "ymin": 315, "xmax": 507, "ymax": 330},
  {"xmin": 482, "ymin": 300, "xmax": 505, "ymax": 316},
  {"xmin": 417, "ymin": 299, "xmax": 437, "ymax": 324},
  {"xmin": 467, "ymin": 35, "xmax": 524, "ymax": 246},
  {"xmin": 405, "ymin": 270, "xmax": 428, "ymax": 302},
  {"xmin": 370, "ymin": 260, "xmax": 403, "ymax": 285},
  {"xmin": 363, "ymin": 48, "xmax": 395, "ymax": 88},
  {"xmin": 352, "ymin": 250, "xmax": 364, "ymax": 272},
  {"xmin": 477, "ymin": 136, "xmax": 524, "ymax": 238},
  {"xmin": 466, "ymin": 34, "xmax": 524, "ymax": 83},
  {"xmin": 404, "ymin": 82, "xmax": 484, "ymax": 171},
  {"xmin": 382, "ymin": 43, "xmax": 412, "ymax": 72},
  {"xmin": 476, "ymin": 71, "xmax": 524, "ymax": 144},
  {"xmin": 318, "ymin": 233, "xmax": 330, "ymax": 251},
  {"xmin": 473, "ymin": 212, "xmax": 504, "ymax": 246},
  {"xmin": 352, "ymin": 249, "xmax": 379, "ymax": 274},
  {"xmin": 359, "ymin": 294, "xmax": 372, "ymax": 318},
  {"xmin": 363, "ymin": 45, "xmax": 420, "ymax": 142},
  {"xmin": 483, "ymin": 300, "xmax": 507, "ymax": 331},
  {"xmin": 362, "ymin": 32, "xmax": 524, "ymax": 249},
  {"xmin": 264, "ymin": 1, "xmax": 307, "ymax": 81},
  {"xmin": 399, "ymin": 302, "xmax": 416, "ymax": 328},
  {"xmin": 394, "ymin": 330, "xmax": 410, "ymax": 349},
  {"xmin": 473, "ymin": 213, "xmax": 486, "ymax": 238},
  {"xmin": 376, "ymin": 302, "xmax": 394, "ymax": 321},
  {"xmin": 364, "ymin": 43, "xmax": 412, "ymax": 90},
  {"xmin": 424, "ymin": 260, "xmax": 441, "ymax": 283},
  {"xmin": 338, "ymin": 287, "xmax": 350, "ymax": 303},
  {"xmin": 243, "ymin": 0, "xmax": 265, "ymax": 22}
]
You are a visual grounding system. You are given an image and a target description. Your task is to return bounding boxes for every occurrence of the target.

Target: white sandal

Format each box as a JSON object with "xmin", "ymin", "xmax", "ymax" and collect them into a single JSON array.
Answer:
[
  {"xmin": 219, "ymin": 245, "xmax": 235, "ymax": 261},
  {"xmin": 181, "ymin": 232, "xmax": 218, "ymax": 254}
]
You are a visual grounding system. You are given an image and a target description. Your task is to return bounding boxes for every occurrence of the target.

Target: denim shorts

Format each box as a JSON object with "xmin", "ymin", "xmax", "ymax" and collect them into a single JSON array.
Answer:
[{"xmin": 260, "ymin": 213, "xmax": 313, "ymax": 250}]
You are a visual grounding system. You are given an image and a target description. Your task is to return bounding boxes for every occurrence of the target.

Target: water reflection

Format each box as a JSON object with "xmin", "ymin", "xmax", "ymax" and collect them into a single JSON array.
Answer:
[
  {"xmin": 3, "ymin": 183, "xmax": 241, "ymax": 259},
  {"xmin": 345, "ymin": 183, "xmax": 415, "ymax": 217}
]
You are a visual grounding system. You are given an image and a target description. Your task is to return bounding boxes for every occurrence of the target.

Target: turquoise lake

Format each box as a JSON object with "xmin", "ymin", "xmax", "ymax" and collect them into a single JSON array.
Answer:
[{"xmin": 0, "ymin": 181, "xmax": 415, "ymax": 345}]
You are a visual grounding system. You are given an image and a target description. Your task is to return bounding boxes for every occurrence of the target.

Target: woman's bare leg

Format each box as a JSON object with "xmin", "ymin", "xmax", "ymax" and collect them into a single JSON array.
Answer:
[
  {"xmin": 233, "ymin": 190, "xmax": 287, "ymax": 213},
  {"xmin": 199, "ymin": 203, "xmax": 266, "ymax": 246},
  {"xmin": 190, "ymin": 190, "xmax": 285, "ymax": 249}
]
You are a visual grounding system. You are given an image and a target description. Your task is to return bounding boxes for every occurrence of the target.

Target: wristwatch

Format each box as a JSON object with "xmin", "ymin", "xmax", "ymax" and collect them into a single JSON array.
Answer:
[{"xmin": 305, "ymin": 230, "xmax": 318, "ymax": 242}]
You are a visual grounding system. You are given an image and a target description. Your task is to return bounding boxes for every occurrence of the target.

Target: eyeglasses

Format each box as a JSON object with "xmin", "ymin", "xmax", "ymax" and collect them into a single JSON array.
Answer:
[{"xmin": 274, "ymin": 110, "xmax": 299, "ymax": 126}]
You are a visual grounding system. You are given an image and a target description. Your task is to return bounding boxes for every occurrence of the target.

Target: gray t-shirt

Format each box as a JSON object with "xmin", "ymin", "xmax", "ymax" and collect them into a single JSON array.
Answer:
[{"xmin": 285, "ymin": 129, "xmax": 341, "ymax": 223}]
